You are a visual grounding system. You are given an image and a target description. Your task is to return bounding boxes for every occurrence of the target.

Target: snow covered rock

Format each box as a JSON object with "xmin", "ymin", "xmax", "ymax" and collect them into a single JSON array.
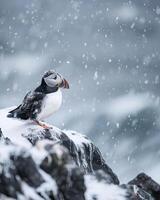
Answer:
[
  {"xmin": 128, "ymin": 173, "xmax": 160, "ymax": 199},
  {"xmin": 0, "ymin": 108, "xmax": 159, "ymax": 200}
]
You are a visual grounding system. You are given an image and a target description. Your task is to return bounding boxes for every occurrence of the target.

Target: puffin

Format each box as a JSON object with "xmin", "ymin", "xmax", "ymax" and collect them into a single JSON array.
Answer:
[{"xmin": 7, "ymin": 70, "xmax": 69, "ymax": 128}]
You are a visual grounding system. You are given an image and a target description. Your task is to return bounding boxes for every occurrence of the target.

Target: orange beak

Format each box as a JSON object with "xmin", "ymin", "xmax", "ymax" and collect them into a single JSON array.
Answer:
[{"xmin": 62, "ymin": 78, "xmax": 69, "ymax": 89}]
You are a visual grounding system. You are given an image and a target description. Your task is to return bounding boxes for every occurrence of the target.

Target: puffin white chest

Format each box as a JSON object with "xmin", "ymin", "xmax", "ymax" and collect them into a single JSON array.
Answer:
[{"xmin": 38, "ymin": 89, "xmax": 62, "ymax": 120}]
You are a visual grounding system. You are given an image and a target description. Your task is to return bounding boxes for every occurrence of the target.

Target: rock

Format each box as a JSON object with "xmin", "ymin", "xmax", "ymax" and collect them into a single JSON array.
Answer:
[
  {"xmin": 85, "ymin": 172, "xmax": 126, "ymax": 200},
  {"xmin": 40, "ymin": 142, "xmax": 86, "ymax": 200},
  {"xmin": 0, "ymin": 128, "xmax": 121, "ymax": 200},
  {"xmin": 122, "ymin": 184, "xmax": 154, "ymax": 200},
  {"xmin": 0, "ymin": 108, "xmax": 159, "ymax": 200},
  {"xmin": 0, "ymin": 159, "xmax": 22, "ymax": 198},
  {"xmin": 11, "ymin": 152, "xmax": 44, "ymax": 188},
  {"xmin": 23, "ymin": 128, "xmax": 119, "ymax": 184},
  {"xmin": 0, "ymin": 128, "xmax": 11, "ymax": 145},
  {"xmin": 128, "ymin": 173, "xmax": 160, "ymax": 199},
  {"xmin": 85, "ymin": 171, "xmax": 154, "ymax": 200}
]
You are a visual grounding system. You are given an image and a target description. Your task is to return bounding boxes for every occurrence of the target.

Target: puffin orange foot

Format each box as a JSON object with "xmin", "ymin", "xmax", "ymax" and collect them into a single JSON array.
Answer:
[{"xmin": 34, "ymin": 120, "xmax": 52, "ymax": 129}]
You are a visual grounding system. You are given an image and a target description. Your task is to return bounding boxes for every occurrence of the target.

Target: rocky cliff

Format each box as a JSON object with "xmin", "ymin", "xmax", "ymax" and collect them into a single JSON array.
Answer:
[{"xmin": 0, "ymin": 108, "xmax": 159, "ymax": 200}]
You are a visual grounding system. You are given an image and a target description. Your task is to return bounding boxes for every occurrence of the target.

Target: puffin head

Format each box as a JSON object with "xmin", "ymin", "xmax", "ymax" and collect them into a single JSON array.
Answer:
[{"xmin": 42, "ymin": 70, "xmax": 69, "ymax": 89}]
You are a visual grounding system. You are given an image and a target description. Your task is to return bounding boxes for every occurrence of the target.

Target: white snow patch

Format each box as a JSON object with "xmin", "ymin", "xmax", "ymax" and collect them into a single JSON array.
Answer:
[
  {"xmin": 0, "ymin": 107, "xmax": 95, "ymax": 173},
  {"xmin": 63, "ymin": 130, "xmax": 94, "ymax": 171},
  {"xmin": 0, "ymin": 107, "xmax": 45, "ymax": 148},
  {"xmin": 0, "ymin": 144, "xmax": 22, "ymax": 163},
  {"xmin": 30, "ymin": 147, "xmax": 48, "ymax": 165},
  {"xmin": 38, "ymin": 170, "xmax": 57, "ymax": 198},
  {"xmin": 0, "ymin": 107, "xmax": 36, "ymax": 147},
  {"xmin": 64, "ymin": 130, "xmax": 91, "ymax": 148},
  {"xmin": 0, "ymin": 107, "xmax": 91, "ymax": 150},
  {"xmin": 21, "ymin": 182, "xmax": 44, "ymax": 200},
  {"xmin": 85, "ymin": 175, "xmax": 126, "ymax": 200}
]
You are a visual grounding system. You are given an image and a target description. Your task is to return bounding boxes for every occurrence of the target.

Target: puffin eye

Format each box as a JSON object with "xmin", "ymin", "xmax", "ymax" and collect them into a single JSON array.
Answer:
[
  {"xmin": 50, "ymin": 74, "xmax": 57, "ymax": 79},
  {"xmin": 53, "ymin": 75, "xmax": 57, "ymax": 79}
]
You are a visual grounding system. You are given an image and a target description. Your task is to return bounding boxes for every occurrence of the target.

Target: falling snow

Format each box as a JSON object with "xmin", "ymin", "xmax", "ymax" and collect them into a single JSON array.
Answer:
[{"xmin": 0, "ymin": 0, "xmax": 160, "ymax": 185}]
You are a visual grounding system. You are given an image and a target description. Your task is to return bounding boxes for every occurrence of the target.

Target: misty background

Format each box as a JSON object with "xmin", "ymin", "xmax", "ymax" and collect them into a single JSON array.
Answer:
[{"xmin": 0, "ymin": 0, "xmax": 160, "ymax": 183}]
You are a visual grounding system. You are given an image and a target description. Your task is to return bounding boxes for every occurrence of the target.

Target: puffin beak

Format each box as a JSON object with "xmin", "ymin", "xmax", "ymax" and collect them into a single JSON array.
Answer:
[{"xmin": 62, "ymin": 78, "xmax": 69, "ymax": 89}]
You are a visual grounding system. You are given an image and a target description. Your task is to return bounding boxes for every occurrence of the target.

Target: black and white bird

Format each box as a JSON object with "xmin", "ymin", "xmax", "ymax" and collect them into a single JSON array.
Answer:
[{"xmin": 7, "ymin": 70, "xmax": 69, "ymax": 128}]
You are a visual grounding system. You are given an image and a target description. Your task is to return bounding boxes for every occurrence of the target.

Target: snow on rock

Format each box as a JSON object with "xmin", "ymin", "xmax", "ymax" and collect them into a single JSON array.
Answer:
[
  {"xmin": 0, "ymin": 107, "xmax": 159, "ymax": 200},
  {"xmin": 128, "ymin": 173, "xmax": 160, "ymax": 199},
  {"xmin": 0, "ymin": 107, "xmax": 36, "ymax": 148},
  {"xmin": 0, "ymin": 108, "xmax": 119, "ymax": 181},
  {"xmin": 85, "ymin": 175, "xmax": 126, "ymax": 200}
]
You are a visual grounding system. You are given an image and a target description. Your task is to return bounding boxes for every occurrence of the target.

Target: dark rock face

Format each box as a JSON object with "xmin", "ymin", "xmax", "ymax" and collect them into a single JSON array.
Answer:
[
  {"xmin": 128, "ymin": 173, "xmax": 160, "ymax": 199},
  {"xmin": 122, "ymin": 184, "xmax": 154, "ymax": 200},
  {"xmin": 0, "ymin": 163, "xmax": 22, "ymax": 198},
  {"xmin": 11, "ymin": 153, "xmax": 45, "ymax": 188},
  {"xmin": 0, "ymin": 127, "xmax": 159, "ymax": 200},
  {"xmin": 23, "ymin": 128, "xmax": 119, "ymax": 184},
  {"xmin": 40, "ymin": 143, "xmax": 86, "ymax": 200}
]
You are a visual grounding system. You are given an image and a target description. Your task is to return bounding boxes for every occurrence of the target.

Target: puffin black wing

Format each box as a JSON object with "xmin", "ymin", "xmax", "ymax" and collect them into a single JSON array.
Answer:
[{"xmin": 7, "ymin": 91, "xmax": 45, "ymax": 120}]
